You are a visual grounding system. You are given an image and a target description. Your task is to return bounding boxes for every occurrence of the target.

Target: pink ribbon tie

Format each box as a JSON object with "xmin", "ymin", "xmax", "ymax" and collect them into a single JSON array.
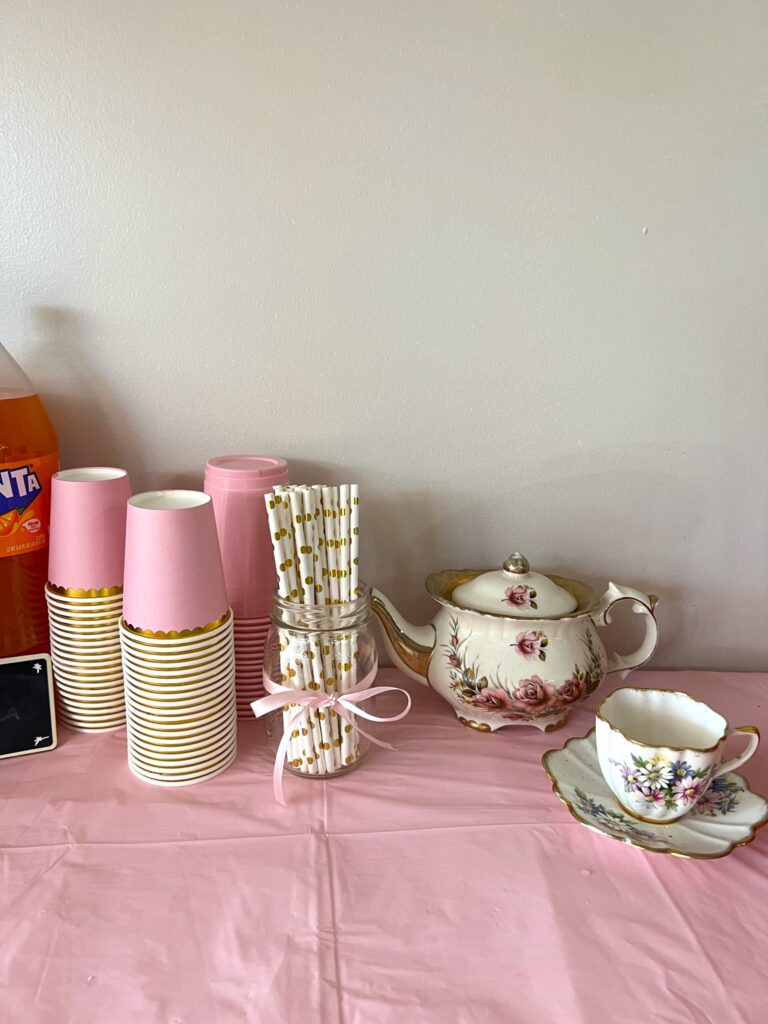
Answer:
[{"xmin": 251, "ymin": 665, "xmax": 412, "ymax": 804}]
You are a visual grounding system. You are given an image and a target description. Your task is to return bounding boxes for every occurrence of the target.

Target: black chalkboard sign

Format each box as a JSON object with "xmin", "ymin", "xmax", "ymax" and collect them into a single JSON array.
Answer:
[{"xmin": 0, "ymin": 655, "xmax": 57, "ymax": 760}]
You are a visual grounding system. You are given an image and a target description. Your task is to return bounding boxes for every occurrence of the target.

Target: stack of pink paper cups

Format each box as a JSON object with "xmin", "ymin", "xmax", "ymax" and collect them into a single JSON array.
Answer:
[
  {"xmin": 119, "ymin": 490, "xmax": 237, "ymax": 786},
  {"xmin": 45, "ymin": 468, "xmax": 131, "ymax": 732},
  {"xmin": 204, "ymin": 456, "xmax": 288, "ymax": 718}
]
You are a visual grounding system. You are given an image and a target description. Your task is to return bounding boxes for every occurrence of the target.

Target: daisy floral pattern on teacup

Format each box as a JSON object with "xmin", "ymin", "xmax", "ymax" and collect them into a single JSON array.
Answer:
[{"xmin": 611, "ymin": 751, "xmax": 742, "ymax": 816}]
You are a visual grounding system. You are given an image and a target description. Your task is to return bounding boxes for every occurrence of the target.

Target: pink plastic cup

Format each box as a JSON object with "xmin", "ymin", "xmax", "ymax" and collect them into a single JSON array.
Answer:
[
  {"xmin": 48, "ymin": 468, "xmax": 132, "ymax": 591},
  {"xmin": 123, "ymin": 491, "xmax": 229, "ymax": 634},
  {"xmin": 204, "ymin": 456, "xmax": 288, "ymax": 618}
]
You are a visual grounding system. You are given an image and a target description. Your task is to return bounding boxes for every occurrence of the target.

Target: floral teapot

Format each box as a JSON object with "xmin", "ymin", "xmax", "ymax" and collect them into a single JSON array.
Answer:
[{"xmin": 371, "ymin": 553, "xmax": 658, "ymax": 732}]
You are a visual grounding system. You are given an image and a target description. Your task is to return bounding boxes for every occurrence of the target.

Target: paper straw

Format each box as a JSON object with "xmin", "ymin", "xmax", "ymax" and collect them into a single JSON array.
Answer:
[
  {"xmin": 338, "ymin": 484, "xmax": 350, "ymax": 603},
  {"xmin": 273, "ymin": 491, "xmax": 309, "ymax": 767},
  {"xmin": 302, "ymin": 487, "xmax": 340, "ymax": 769},
  {"xmin": 277, "ymin": 631, "xmax": 300, "ymax": 767},
  {"xmin": 274, "ymin": 493, "xmax": 299, "ymax": 600},
  {"xmin": 350, "ymin": 485, "xmax": 360, "ymax": 598},
  {"xmin": 337, "ymin": 485, "xmax": 357, "ymax": 761},
  {"xmin": 288, "ymin": 490, "xmax": 314, "ymax": 605},
  {"xmin": 297, "ymin": 487, "xmax": 344, "ymax": 771},
  {"xmin": 322, "ymin": 487, "xmax": 340, "ymax": 604},
  {"xmin": 266, "ymin": 494, "xmax": 303, "ymax": 763},
  {"xmin": 265, "ymin": 495, "xmax": 291, "ymax": 598},
  {"xmin": 315, "ymin": 633, "xmax": 342, "ymax": 770},
  {"xmin": 312, "ymin": 485, "xmax": 330, "ymax": 605},
  {"xmin": 290, "ymin": 488, "xmax": 337, "ymax": 768}
]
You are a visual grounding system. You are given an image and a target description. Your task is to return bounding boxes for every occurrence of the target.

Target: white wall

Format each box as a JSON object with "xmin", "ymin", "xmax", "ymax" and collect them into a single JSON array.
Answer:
[{"xmin": 2, "ymin": 2, "xmax": 767, "ymax": 670}]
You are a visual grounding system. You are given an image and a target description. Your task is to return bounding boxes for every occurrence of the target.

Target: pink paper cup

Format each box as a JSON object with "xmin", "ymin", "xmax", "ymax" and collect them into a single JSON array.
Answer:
[
  {"xmin": 123, "ymin": 491, "xmax": 229, "ymax": 633},
  {"xmin": 48, "ymin": 468, "xmax": 132, "ymax": 591},
  {"xmin": 204, "ymin": 456, "xmax": 288, "ymax": 618}
]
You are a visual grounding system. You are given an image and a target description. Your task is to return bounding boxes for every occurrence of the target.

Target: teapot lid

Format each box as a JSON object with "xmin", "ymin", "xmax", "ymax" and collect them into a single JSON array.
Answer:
[{"xmin": 451, "ymin": 552, "xmax": 578, "ymax": 618}]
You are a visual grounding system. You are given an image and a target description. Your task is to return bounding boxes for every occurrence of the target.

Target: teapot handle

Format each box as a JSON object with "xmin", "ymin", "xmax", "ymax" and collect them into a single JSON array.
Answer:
[{"xmin": 594, "ymin": 583, "xmax": 659, "ymax": 679}]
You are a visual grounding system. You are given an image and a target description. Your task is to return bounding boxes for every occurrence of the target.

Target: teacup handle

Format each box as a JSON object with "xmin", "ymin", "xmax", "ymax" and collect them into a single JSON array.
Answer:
[
  {"xmin": 594, "ymin": 582, "xmax": 659, "ymax": 680},
  {"xmin": 712, "ymin": 726, "xmax": 760, "ymax": 780}
]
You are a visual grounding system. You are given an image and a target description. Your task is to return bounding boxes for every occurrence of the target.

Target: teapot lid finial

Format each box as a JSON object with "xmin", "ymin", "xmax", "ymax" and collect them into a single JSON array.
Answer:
[{"xmin": 503, "ymin": 552, "xmax": 529, "ymax": 575}]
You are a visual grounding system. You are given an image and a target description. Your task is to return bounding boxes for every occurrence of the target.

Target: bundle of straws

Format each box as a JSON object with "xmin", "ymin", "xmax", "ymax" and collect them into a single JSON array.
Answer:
[{"xmin": 264, "ymin": 484, "xmax": 363, "ymax": 774}]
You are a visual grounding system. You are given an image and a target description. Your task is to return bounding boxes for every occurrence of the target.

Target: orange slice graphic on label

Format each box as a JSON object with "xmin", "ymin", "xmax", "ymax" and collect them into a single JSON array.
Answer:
[{"xmin": 0, "ymin": 510, "xmax": 21, "ymax": 537}]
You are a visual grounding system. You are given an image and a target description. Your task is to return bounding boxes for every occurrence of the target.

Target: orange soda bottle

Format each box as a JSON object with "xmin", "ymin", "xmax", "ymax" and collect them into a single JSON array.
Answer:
[{"xmin": 0, "ymin": 342, "xmax": 59, "ymax": 658}]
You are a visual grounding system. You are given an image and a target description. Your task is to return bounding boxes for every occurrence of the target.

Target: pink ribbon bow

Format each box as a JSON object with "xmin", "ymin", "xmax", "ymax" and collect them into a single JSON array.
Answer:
[{"xmin": 251, "ymin": 665, "xmax": 412, "ymax": 805}]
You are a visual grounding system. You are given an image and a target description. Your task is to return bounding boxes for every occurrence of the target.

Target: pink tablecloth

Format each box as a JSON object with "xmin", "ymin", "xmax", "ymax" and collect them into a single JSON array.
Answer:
[{"xmin": 1, "ymin": 668, "xmax": 766, "ymax": 1024}]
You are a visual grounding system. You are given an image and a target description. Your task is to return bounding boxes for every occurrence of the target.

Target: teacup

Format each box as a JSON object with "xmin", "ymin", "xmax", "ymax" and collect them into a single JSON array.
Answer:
[{"xmin": 596, "ymin": 687, "xmax": 760, "ymax": 823}]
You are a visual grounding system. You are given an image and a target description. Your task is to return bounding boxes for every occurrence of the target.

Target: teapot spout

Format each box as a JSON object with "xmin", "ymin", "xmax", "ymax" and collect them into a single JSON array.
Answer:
[{"xmin": 371, "ymin": 588, "xmax": 434, "ymax": 684}]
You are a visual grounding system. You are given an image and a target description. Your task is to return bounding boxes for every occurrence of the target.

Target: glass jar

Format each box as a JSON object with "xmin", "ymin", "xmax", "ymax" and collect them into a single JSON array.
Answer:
[{"xmin": 263, "ymin": 584, "xmax": 377, "ymax": 779}]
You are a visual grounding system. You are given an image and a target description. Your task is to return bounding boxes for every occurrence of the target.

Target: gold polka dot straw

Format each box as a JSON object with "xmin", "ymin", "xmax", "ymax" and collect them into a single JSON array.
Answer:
[
  {"xmin": 263, "ymin": 485, "xmax": 363, "ymax": 776},
  {"xmin": 263, "ymin": 485, "xmax": 362, "ymax": 775}
]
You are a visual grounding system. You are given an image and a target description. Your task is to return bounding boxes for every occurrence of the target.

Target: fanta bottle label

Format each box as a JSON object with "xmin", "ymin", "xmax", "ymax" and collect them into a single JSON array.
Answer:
[{"xmin": 0, "ymin": 453, "xmax": 57, "ymax": 558}]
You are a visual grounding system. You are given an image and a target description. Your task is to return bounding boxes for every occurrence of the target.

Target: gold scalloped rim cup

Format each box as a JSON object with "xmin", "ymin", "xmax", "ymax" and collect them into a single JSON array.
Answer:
[
  {"xmin": 46, "ymin": 583, "xmax": 124, "ymax": 599},
  {"xmin": 121, "ymin": 610, "xmax": 231, "ymax": 640},
  {"xmin": 542, "ymin": 729, "xmax": 768, "ymax": 860}
]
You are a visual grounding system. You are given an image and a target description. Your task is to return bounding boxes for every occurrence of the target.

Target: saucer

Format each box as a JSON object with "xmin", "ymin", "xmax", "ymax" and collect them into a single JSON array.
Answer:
[{"xmin": 542, "ymin": 729, "xmax": 768, "ymax": 859}]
